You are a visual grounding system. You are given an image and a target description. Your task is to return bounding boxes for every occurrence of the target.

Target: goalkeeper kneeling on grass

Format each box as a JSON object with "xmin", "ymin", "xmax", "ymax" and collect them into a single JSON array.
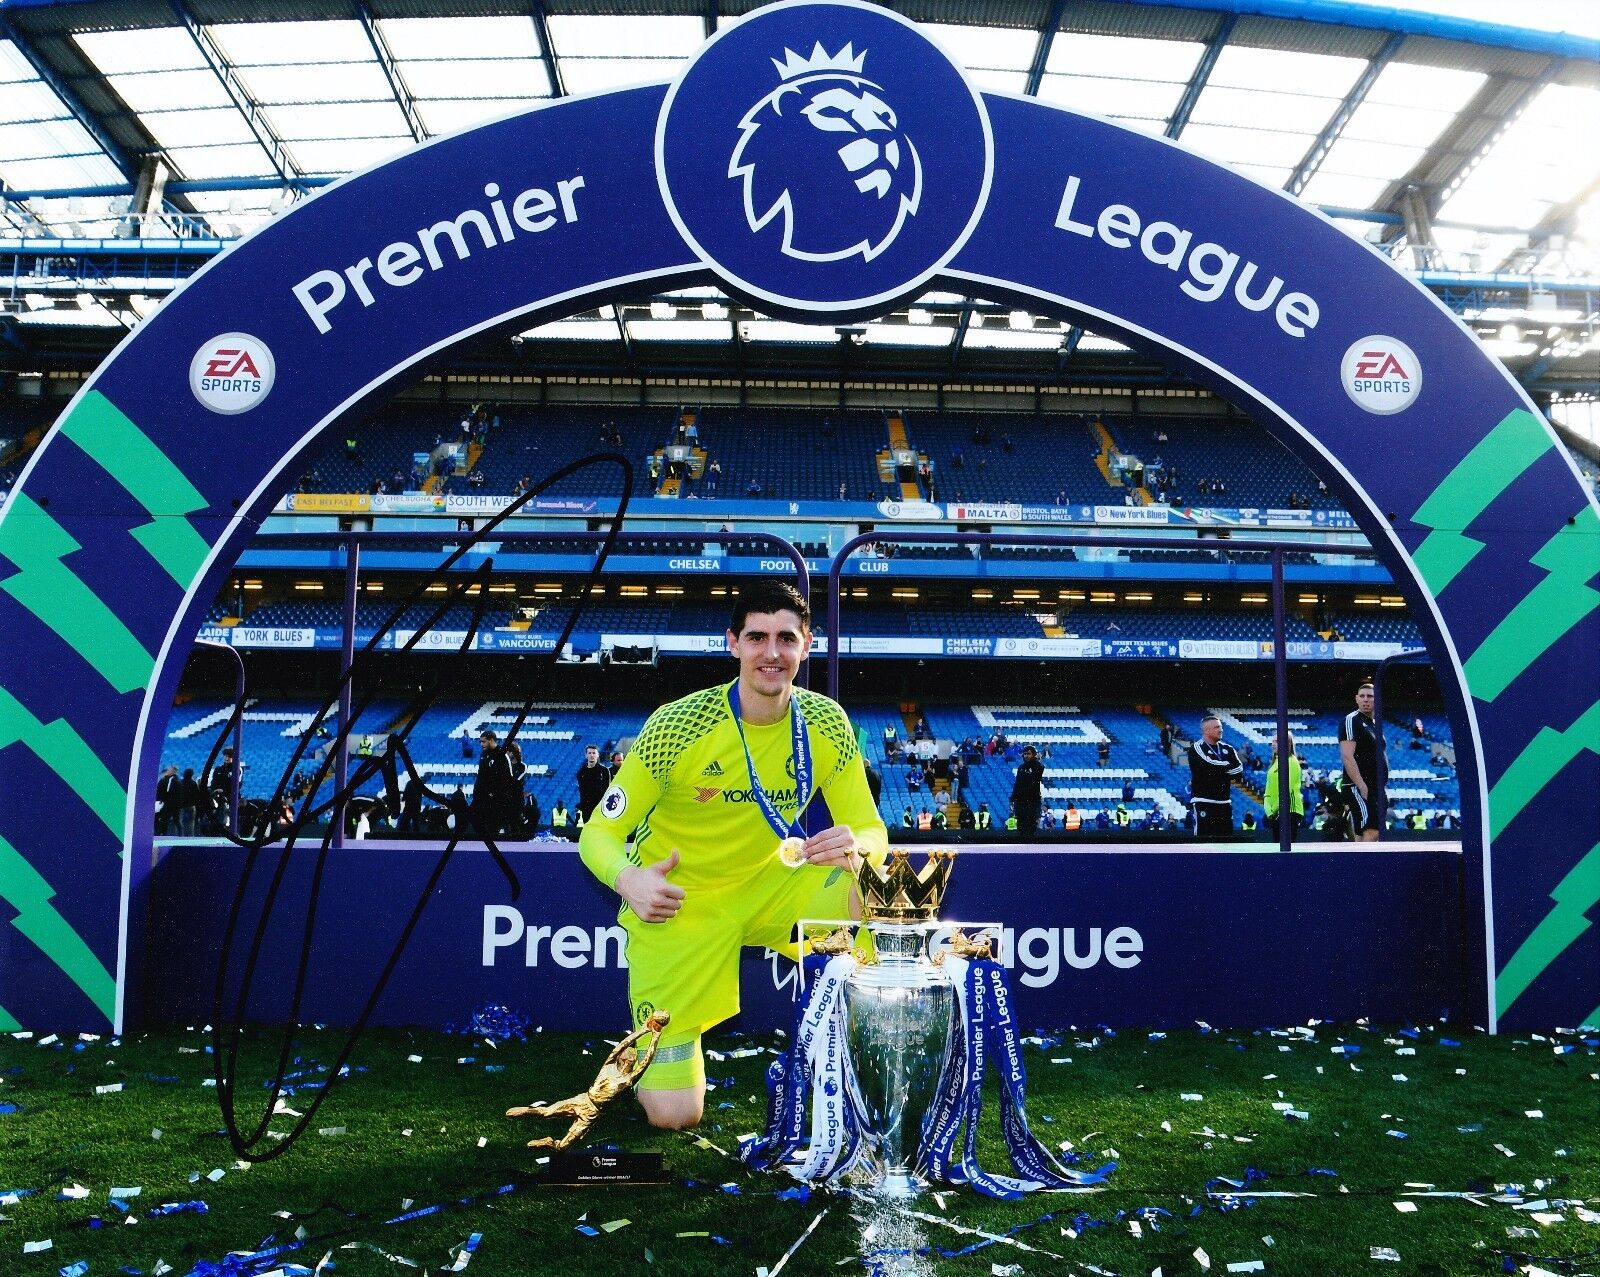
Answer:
[{"xmin": 579, "ymin": 580, "xmax": 888, "ymax": 1131}]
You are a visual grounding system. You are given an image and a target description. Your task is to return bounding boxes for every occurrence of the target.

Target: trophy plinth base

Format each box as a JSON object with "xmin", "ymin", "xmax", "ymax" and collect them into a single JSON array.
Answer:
[
  {"xmin": 854, "ymin": 1165, "xmax": 927, "ymax": 1200},
  {"xmin": 539, "ymin": 1151, "xmax": 668, "ymax": 1186},
  {"xmin": 877, "ymin": 1169, "xmax": 925, "ymax": 1199}
]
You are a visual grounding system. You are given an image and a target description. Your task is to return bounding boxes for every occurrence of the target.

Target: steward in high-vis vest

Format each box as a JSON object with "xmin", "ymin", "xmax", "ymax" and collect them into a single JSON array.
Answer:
[
  {"xmin": 551, "ymin": 801, "xmax": 570, "ymax": 828},
  {"xmin": 975, "ymin": 803, "xmax": 991, "ymax": 830},
  {"xmin": 1113, "ymin": 803, "xmax": 1132, "ymax": 828},
  {"xmin": 1063, "ymin": 804, "xmax": 1082, "ymax": 831}
]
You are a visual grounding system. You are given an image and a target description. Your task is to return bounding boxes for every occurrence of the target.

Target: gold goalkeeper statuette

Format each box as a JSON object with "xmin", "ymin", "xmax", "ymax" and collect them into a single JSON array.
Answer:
[{"xmin": 507, "ymin": 1009, "xmax": 671, "ymax": 1150}]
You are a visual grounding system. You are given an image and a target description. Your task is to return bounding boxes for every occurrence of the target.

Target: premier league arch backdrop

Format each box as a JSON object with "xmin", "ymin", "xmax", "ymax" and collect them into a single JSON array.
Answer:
[{"xmin": 0, "ymin": 0, "xmax": 1594, "ymax": 1036}]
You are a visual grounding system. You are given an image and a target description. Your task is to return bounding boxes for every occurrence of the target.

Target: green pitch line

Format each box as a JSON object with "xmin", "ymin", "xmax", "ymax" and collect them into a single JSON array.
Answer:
[
  {"xmin": 1410, "ymin": 408, "xmax": 1552, "ymax": 596},
  {"xmin": 1489, "ymin": 699, "xmax": 1600, "ymax": 841},
  {"xmin": 1496, "ymin": 842, "xmax": 1600, "ymax": 1020},
  {"xmin": 1463, "ymin": 506, "xmax": 1600, "ymax": 702},
  {"xmin": 0, "ymin": 834, "xmax": 116, "ymax": 1023},
  {"xmin": 0, "ymin": 686, "xmax": 126, "ymax": 837},
  {"xmin": 0, "ymin": 491, "xmax": 155, "ymax": 695},
  {"xmin": 56, "ymin": 391, "xmax": 211, "ymax": 588}
]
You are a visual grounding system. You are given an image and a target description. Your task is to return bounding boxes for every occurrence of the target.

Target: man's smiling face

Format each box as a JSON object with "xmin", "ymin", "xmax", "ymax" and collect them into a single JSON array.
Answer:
[{"xmin": 727, "ymin": 608, "xmax": 809, "ymax": 704}]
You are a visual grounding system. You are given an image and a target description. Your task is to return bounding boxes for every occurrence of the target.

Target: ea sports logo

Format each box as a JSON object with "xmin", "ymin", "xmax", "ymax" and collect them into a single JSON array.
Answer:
[
  {"xmin": 190, "ymin": 333, "xmax": 275, "ymax": 415},
  {"xmin": 657, "ymin": 0, "xmax": 992, "ymax": 316},
  {"xmin": 1341, "ymin": 335, "xmax": 1421, "ymax": 415}
]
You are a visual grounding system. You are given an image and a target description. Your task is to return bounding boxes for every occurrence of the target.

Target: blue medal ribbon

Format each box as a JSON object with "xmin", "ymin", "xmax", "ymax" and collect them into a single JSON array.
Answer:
[{"xmin": 727, "ymin": 682, "xmax": 813, "ymax": 841}]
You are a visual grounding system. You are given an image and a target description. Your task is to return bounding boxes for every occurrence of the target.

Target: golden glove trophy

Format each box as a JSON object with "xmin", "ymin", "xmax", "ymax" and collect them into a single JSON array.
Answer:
[{"xmin": 508, "ymin": 1009, "xmax": 671, "ymax": 1156}]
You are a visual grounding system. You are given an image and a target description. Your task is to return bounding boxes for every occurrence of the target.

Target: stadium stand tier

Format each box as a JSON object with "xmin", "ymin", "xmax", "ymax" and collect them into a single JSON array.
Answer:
[
  {"xmin": 286, "ymin": 402, "xmax": 1366, "ymax": 516},
  {"xmin": 160, "ymin": 695, "xmax": 1459, "ymax": 837}
]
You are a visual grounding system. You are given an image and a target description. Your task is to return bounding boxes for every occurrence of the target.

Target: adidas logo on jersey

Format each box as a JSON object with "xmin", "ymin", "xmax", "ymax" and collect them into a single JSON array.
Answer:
[{"xmin": 701, "ymin": 760, "xmax": 725, "ymax": 777}]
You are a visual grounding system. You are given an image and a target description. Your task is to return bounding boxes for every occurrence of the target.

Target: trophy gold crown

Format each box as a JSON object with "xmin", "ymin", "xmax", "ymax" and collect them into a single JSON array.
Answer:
[{"xmin": 856, "ymin": 849, "xmax": 956, "ymax": 923}]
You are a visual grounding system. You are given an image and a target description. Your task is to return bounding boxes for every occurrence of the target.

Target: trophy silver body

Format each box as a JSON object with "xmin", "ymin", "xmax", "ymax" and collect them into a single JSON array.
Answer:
[{"xmin": 842, "ymin": 921, "xmax": 954, "ymax": 1199}]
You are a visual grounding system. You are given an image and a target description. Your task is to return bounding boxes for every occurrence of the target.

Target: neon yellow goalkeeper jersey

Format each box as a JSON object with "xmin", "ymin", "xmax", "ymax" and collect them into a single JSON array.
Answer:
[{"xmin": 579, "ymin": 681, "xmax": 888, "ymax": 894}]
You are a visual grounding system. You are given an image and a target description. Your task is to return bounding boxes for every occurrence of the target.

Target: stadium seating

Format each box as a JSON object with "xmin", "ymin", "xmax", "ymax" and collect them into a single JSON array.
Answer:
[
  {"xmin": 1052, "ymin": 606, "xmax": 1321, "ymax": 641},
  {"xmin": 161, "ymin": 693, "xmax": 1460, "ymax": 835},
  {"xmin": 904, "ymin": 413, "xmax": 1106, "ymax": 504},
  {"xmin": 210, "ymin": 596, "xmax": 1434, "ymax": 648},
  {"xmin": 284, "ymin": 402, "xmax": 1360, "ymax": 516},
  {"xmin": 1323, "ymin": 611, "xmax": 1424, "ymax": 645},
  {"xmin": 1126, "ymin": 416, "xmax": 1339, "ymax": 511},
  {"xmin": 159, "ymin": 695, "xmax": 413, "ymax": 809},
  {"xmin": 682, "ymin": 406, "xmax": 885, "ymax": 501}
]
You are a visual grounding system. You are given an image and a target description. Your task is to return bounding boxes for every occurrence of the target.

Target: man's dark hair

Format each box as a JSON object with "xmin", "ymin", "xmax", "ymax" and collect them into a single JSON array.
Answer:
[
  {"xmin": 480, "ymin": 730, "xmax": 498, "ymax": 743},
  {"xmin": 585, "ymin": 743, "xmax": 599, "ymax": 752},
  {"xmin": 1022, "ymin": 744, "xmax": 1038, "ymax": 755},
  {"xmin": 729, "ymin": 580, "xmax": 810, "ymax": 635}
]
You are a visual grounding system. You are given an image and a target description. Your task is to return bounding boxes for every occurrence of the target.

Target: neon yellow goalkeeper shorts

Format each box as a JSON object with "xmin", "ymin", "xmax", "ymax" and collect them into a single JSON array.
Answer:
[{"xmin": 625, "ymin": 860, "xmax": 856, "ymax": 1091}]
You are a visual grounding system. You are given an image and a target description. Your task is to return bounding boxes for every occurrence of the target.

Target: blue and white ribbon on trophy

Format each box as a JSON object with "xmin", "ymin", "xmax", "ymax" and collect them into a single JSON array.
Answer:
[
  {"xmin": 740, "ymin": 949, "xmax": 1116, "ymax": 1196},
  {"xmin": 921, "ymin": 956, "xmax": 1115, "ymax": 1197},
  {"xmin": 741, "ymin": 952, "xmax": 863, "ymax": 1181}
]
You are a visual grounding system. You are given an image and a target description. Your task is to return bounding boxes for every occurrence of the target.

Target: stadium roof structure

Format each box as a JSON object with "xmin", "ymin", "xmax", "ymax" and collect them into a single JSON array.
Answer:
[{"xmin": 1, "ymin": 0, "xmax": 1598, "ymax": 402}]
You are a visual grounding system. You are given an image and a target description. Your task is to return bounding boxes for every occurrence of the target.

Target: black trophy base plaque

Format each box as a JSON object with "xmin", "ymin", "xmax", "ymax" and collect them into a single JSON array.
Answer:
[{"xmin": 540, "ymin": 1151, "xmax": 669, "ymax": 1186}]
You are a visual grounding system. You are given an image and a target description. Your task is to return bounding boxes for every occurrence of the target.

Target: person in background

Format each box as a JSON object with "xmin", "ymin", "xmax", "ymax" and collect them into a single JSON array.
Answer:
[
  {"xmin": 1010, "ymin": 744, "xmax": 1044, "ymax": 834},
  {"xmin": 175, "ymin": 767, "xmax": 201, "ymax": 836},
  {"xmin": 1338, "ymin": 682, "xmax": 1386, "ymax": 843},
  {"xmin": 863, "ymin": 757, "xmax": 883, "ymax": 807},
  {"xmin": 504, "ymin": 741, "xmax": 528, "ymax": 837},
  {"xmin": 155, "ymin": 765, "xmax": 178, "ymax": 836},
  {"xmin": 473, "ymin": 730, "xmax": 513, "ymax": 838},
  {"xmin": 1187, "ymin": 715, "xmax": 1242, "ymax": 839},
  {"xmin": 576, "ymin": 744, "xmax": 613, "ymax": 823},
  {"xmin": 1262, "ymin": 730, "xmax": 1304, "ymax": 843}
]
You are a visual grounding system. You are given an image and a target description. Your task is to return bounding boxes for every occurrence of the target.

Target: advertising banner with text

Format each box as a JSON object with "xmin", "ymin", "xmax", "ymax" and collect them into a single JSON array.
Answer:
[{"xmin": 149, "ymin": 844, "xmax": 1461, "ymax": 1032}]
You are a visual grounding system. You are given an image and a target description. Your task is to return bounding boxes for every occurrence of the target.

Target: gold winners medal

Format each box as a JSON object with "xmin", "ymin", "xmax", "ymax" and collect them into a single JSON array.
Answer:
[{"xmin": 777, "ymin": 836, "xmax": 807, "ymax": 868}]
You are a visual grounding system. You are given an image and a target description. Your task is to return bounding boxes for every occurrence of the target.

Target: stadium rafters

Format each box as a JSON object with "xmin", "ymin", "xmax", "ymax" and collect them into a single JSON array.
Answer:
[{"xmin": 0, "ymin": 0, "xmax": 1596, "ymax": 405}]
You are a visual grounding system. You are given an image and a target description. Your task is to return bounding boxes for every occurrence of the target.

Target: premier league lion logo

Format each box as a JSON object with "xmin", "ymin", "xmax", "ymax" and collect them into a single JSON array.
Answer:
[{"xmin": 729, "ymin": 42, "xmax": 923, "ymax": 263}]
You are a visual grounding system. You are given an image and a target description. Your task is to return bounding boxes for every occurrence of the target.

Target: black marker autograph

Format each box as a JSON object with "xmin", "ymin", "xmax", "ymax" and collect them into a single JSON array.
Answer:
[{"xmin": 198, "ymin": 452, "xmax": 632, "ymax": 1163}]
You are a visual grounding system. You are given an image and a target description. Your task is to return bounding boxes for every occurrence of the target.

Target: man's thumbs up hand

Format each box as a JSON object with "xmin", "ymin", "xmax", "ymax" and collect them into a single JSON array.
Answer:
[{"xmin": 617, "ymin": 849, "xmax": 686, "ymax": 923}]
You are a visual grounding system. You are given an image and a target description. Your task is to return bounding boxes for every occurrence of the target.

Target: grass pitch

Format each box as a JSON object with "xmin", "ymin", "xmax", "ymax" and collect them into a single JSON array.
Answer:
[{"xmin": 1, "ymin": 1020, "xmax": 1596, "ymax": 1276}]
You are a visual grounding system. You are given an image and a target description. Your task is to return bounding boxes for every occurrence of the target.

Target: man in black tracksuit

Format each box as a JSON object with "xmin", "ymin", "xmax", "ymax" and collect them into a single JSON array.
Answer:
[
  {"xmin": 155, "ymin": 765, "xmax": 178, "ymax": 835},
  {"xmin": 1188, "ymin": 714, "xmax": 1243, "ymax": 840},
  {"xmin": 1338, "ymin": 682, "xmax": 1386, "ymax": 842},
  {"xmin": 473, "ymin": 731, "xmax": 514, "ymax": 837},
  {"xmin": 1010, "ymin": 744, "xmax": 1045, "ymax": 835},
  {"xmin": 575, "ymin": 744, "xmax": 613, "ymax": 822}
]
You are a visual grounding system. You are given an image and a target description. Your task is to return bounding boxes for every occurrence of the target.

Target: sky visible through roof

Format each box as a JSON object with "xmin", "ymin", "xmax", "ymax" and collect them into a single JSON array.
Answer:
[{"xmin": 0, "ymin": 1, "xmax": 1595, "ymax": 431}]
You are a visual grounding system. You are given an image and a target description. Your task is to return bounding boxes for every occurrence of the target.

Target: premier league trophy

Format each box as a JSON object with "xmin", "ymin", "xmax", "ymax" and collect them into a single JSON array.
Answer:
[
  {"xmin": 741, "ymin": 849, "xmax": 1113, "ymax": 1200},
  {"xmin": 842, "ymin": 849, "xmax": 957, "ymax": 1198}
]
